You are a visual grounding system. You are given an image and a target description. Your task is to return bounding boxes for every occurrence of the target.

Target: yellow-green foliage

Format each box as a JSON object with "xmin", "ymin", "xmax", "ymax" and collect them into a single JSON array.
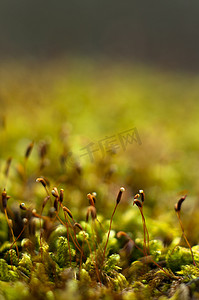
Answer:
[
  {"xmin": 55, "ymin": 236, "xmax": 75, "ymax": 268},
  {"xmin": 1, "ymin": 59, "xmax": 199, "ymax": 299},
  {"xmin": 0, "ymin": 259, "xmax": 18, "ymax": 281},
  {"xmin": 177, "ymin": 264, "xmax": 199, "ymax": 281},
  {"xmin": 0, "ymin": 213, "xmax": 8, "ymax": 242},
  {"xmin": 5, "ymin": 249, "xmax": 18, "ymax": 266},
  {"xmin": 166, "ymin": 246, "xmax": 196, "ymax": 272},
  {"xmin": 18, "ymin": 253, "xmax": 32, "ymax": 276}
]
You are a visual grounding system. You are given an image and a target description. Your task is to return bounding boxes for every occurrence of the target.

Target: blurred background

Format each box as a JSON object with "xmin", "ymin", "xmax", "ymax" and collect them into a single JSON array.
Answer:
[
  {"xmin": 0, "ymin": 0, "xmax": 199, "ymax": 243},
  {"xmin": 0, "ymin": 0, "xmax": 199, "ymax": 71}
]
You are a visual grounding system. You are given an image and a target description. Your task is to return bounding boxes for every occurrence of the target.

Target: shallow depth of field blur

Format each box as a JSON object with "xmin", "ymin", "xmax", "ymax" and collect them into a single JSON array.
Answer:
[{"xmin": 1, "ymin": 0, "xmax": 199, "ymax": 260}]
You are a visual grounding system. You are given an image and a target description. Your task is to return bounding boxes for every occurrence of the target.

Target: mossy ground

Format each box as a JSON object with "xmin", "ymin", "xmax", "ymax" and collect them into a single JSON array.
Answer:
[{"xmin": 0, "ymin": 57, "xmax": 199, "ymax": 299}]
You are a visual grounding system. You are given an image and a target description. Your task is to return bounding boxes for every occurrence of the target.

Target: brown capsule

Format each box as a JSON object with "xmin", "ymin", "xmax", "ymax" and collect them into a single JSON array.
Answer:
[
  {"xmin": 16, "ymin": 163, "xmax": 25, "ymax": 180},
  {"xmin": 59, "ymin": 153, "xmax": 67, "ymax": 168},
  {"xmin": 116, "ymin": 187, "xmax": 125, "ymax": 204},
  {"xmin": 133, "ymin": 199, "xmax": 143, "ymax": 208},
  {"xmin": 23, "ymin": 218, "xmax": 28, "ymax": 225},
  {"xmin": 20, "ymin": 203, "xmax": 27, "ymax": 210},
  {"xmin": 63, "ymin": 206, "xmax": 73, "ymax": 219},
  {"xmin": 116, "ymin": 231, "xmax": 128, "ymax": 238},
  {"xmin": 134, "ymin": 194, "xmax": 140, "ymax": 199},
  {"xmin": 42, "ymin": 196, "xmax": 50, "ymax": 209},
  {"xmin": 59, "ymin": 189, "xmax": 64, "ymax": 203},
  {"xmin": 122, "ymin": 239, "xmax": 135, "ymax": 256},
  {"xmin": 87, "ymin": 193, "xmax": 95, "ymax": 206},
  {"xmin": 36, "ymin": 177, "xmax": 47, "ymax": 188},
  {"xmin": 4, "ymin": 157, "xmax": 12, "ymax": 177},
  {"xmin": 74, "ymin": 222, "xmax": 83, "ymax": 231},
  {"xmin": 92, "ymin": 192, "xmax": 97, "ymax": 203},
  {"xmin": 39, "ymin": 141, "xmax": 48, "ymax": 159},
  {"xmin": 2, "ymin": 189, "xmax": 9, "ymax": 209},
  {"xmin": 52, "ymin": 187, "xmax": 59, "ymax": 198},
  {"xmin": 54, "ymin": 198, "xmax": 58, "ymax": 211},
  {"xmin": 86, "ymin": 206, "xmax": 97, "ymax": 222},
  {"xmin": 25, "ymin": 141, "xmax": 34, "ymax": 159},
  {"xmin": 139, "ymin": 190, "xmax": 145, "ymax": 202},
  {"xmin": 174, "ymin": 195, "xmax": 187, "ymax": 212}
]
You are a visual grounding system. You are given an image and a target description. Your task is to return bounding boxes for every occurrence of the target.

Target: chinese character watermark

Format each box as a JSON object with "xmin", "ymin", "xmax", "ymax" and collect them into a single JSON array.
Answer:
[{"xmin": 63, "ymin": 127, "xmax": 141, "ymax": 168}]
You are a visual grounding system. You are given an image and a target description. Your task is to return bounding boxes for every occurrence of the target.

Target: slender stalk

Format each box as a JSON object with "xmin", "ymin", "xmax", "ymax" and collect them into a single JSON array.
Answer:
[
  {"xmin": 61, "ymin": 206, "xmax": 84, "ymax": 257},
  {"xmin": 102, "ymin": 203, "xmax": 118, "ymax": 266},
  {"xmin": 62, "ymin": 211, "xmax": 72, "ymax": 267},
  {"xmin": 55, "ymin": 213, "xmax": 83, "ymax": 256},
  {"xmin": 176, "ymin": 211, "xmax": 196, "ymax": 266},
  {"xmin": 5, "ymin": 220, "xmax": 27, "ymax": 259},
  {"xmin": 139, "ymin": 207, "xmax": 150, "ymax": 256},
  {"xmin": 4, "ymin": 208, "xmax": 19, "ymax": 262},
  {"xmin": 102, "ymin": 187, "xmax": 125, "ymax": 266}
]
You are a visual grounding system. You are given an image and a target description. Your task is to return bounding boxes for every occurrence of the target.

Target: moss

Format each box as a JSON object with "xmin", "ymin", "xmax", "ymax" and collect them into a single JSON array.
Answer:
[
  {"xmin": 166, "ymin": 246, "xmax": 195, "ymax": 272},
  {"xmin": 148, "ymin": 239, "xmax": 164, "ymax": 261},
  {"xmin": 18, "ymin": 253, "xmax": 32, "ymax": 271},
  {"xmin": 0, "ymin": 281, "xmax": 29, "ymax": 300},
  {"xmin": 55, "ymin": 236, "xmax": 75, "ymax": 268},
  {"xmin": 127, "ymin": 261, "xmax": 145, "ymax": 281},
  {"xmin": 4, "ymin": 249, "xmax": 18, "ymax": 267},
  {"xmin": 104, "ymin": 254, "xmax": 121, "ymax": 273},
  {"xmin": 177, "ymin": 264, "xmax": 199, "ymax": 281},
  {"xmin": 0, "ymin": 241, "xmax": 16, "ymax": 255},
  {"xmin": 48, "ymin": 225, "xmax": 67, "ymax": 251},
  {"xmin": 0, "ymin": 259, "xmax": 19, "ymax": 281}
]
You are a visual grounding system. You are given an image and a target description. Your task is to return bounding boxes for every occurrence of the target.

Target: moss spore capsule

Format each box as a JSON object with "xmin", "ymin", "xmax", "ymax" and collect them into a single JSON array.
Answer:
[
  {"xmin": 25, "ymin": 141, "xmax": 34, "ymax": 159},
  {"xmin": 36, "ymin": 177, "xmax": 47, "ymax": 188},
  {"xmin": 87, "ymin": 193, "xmax": 95, "ymax": 206},
  {"xmin": 2, "ymin": 189, "xmax": 8, "ymax": 209},
  {"xmin": 174, "ymin": 195, "xmax": 187, "ymax": 212},
  {"xmin": 63, "ymin": 206, "xmax": 73, "ymax": 219},
  {"xmin": 59, "ymin": 189, "xmax": 64, "ymax": 203},
  {"xmin": 20, "ymin": 203, "xmax": 26, "ymax": 210},
  {"xmin": 133, "ymin": 199, "xmax": 143, "ymax": 208},
  {"xmin": 52, "ymin": 187, "xmax": 59, "ymax": 198},
  {"xmin": 139, "ymin": 190, "xmax": 145, "ymax": 202},
  {"xmin": 116, "ymin": 187, "xmax": 125, "ymax": 204}
]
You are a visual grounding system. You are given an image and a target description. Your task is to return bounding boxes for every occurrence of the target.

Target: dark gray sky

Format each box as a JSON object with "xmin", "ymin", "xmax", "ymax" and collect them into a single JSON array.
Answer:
[{"xmin": 0, "ymin": 0, "xmax": 199, "ymax": 70}]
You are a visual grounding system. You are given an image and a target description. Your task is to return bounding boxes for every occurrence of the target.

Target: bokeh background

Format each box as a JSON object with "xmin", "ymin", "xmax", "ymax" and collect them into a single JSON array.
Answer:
[{"xmin": 1, "ymin": 0, "xmax": 199, "ymax": 244}]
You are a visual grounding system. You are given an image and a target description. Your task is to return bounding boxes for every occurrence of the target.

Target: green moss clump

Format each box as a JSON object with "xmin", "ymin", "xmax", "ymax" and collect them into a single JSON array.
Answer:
[
  {"xmin": 166, "ymin": 246, "xmax": 195, "ymax": 272},
  {"xmin": 48, "ymin": 225, "xmax": 67, "ymax": 251},
  {"xmin": 149, "ymin": 239, "xmax": 164, "ymax": 261},
  {"xmin": 55, "ymin": 236, "xmax": 75, "ymax": 268},
  {"xmin": 177, "ymin": 264, "xmax": 199, "ymax": 281},
  {"xmin": 103, "ymin": 254, "xmax": 127, "ymax": 290},
  {"xmin": 18, "ymin": 253, "xmax": 32, "ymax": 277},
  {"xmin": 4, "ymin": 249, "xmax": 18, "ymax": 266},
  {"xmin": 0, "ymin": 259, "xmax": 19, "ymax": 281},
  {"xmin": 0, "ymin": 259, "xmax": 11, "ymax": 281},
  {"xmin": 127, "ymin": 261, "xmax": 145, "ymax": 281}
]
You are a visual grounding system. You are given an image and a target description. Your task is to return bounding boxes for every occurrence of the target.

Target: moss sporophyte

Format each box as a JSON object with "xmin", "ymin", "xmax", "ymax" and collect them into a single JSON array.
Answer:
[{"xmin": 0, "ymin": 142, "xmax": 199, "ymax": 299}]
